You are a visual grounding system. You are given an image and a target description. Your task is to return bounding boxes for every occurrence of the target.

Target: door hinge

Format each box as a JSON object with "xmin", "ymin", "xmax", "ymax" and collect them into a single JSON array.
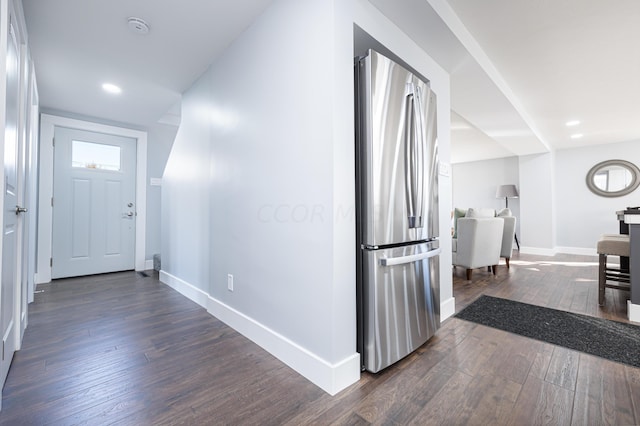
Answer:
[
  {"xmin": 50, "ymin": 258, "xmax": 53, "ymax": 267},
  {"xmin": 52, "ymin": 137, "xmax": 55, "ymax": 147},
  {"xmin": 51, "ymin": 197, "xmax": 54, "ymax": 207}
]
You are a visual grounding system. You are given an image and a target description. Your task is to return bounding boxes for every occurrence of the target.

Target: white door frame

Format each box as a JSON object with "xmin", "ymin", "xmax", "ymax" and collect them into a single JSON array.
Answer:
[
  {"xmin": 25, "ymin": 64, "xmax": 38, "ymax": 303},
  {"xmin": 36, "ymin": 114, "xmax": 147, "ymax": 284}
]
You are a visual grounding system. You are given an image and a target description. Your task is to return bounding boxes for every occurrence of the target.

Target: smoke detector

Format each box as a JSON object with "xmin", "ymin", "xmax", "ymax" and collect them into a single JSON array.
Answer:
[{"xmin": 127, "ymin": 17, "xmax": 150, "ymax": 35}]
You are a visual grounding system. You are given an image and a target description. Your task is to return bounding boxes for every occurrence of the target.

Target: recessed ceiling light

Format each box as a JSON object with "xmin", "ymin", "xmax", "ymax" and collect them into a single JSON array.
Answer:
[
  {"xmin": 565, "ymin": 120, "xmax": 580, "ymax": 127},
  {"xmin": 102, "ymin": 83, "xmax": 122, "ymax": 94},
  {"xmin": 570, "ymin": 133, "xmax": 583, "ymax": 139},
  {"xmin": 127, "ymin": 17, "xmax": 150, "ymax": 35}
]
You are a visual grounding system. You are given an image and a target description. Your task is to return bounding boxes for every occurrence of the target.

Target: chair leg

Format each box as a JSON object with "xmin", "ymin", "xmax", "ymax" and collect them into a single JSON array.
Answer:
[
  {"xmin": 505, "ymin": 257, "xmax": 510, "ymax": 268},
  {"xmin": 466, "ymin": 269, "xmax": 472, "ymax": 280},
  {"xmin": 491, "ymin": 265, "xmax": 497, "ymax": 275},
  {"xmin": 598, "ymin": 253, "xmax": 606, "ymax": 306}
]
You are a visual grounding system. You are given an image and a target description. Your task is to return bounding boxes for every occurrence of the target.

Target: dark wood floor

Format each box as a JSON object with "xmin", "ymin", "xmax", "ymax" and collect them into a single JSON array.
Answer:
[{"xmin": 1, "ymin": 252, "xmax": 639, "ymax": 425}]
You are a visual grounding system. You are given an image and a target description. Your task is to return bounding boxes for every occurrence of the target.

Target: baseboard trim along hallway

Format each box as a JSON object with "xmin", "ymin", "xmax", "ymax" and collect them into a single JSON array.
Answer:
[{"xmin": 159, "ymin": 270, "xmax": 361, "ymax": 395}]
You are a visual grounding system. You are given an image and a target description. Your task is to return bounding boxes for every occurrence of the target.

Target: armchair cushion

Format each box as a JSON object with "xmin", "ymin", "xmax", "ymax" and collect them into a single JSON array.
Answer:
[{"xmin": 465, "ymin": 207, "xmax": 496, "ymax": 218}]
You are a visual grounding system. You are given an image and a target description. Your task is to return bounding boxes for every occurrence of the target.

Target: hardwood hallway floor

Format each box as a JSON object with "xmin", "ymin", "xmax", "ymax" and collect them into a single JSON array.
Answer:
[{"xmin": 1, "ymin": 252, "xmax": 639, "ymax": 425}]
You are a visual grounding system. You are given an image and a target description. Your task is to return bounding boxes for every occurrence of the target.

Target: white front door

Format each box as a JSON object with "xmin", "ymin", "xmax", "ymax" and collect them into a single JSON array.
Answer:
[
  {"xmin": 1, "ymin": 19, "xmax": 21, "ymax": 386},
  {"xmin": 52, "ymin": 127, "xmax": 137, "ymax": 279}
]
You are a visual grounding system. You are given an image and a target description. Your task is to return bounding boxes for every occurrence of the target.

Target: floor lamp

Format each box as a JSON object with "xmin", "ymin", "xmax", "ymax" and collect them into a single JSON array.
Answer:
[{"xmin": 496, "ymin": 184, "xmax": 520, "ymax": 250}]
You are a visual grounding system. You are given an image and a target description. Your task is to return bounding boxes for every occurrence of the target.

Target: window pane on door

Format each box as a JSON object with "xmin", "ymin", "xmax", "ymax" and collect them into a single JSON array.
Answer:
[{"xmin": 72, "ymin": 140, "xmax": 121, "ymax": 171}]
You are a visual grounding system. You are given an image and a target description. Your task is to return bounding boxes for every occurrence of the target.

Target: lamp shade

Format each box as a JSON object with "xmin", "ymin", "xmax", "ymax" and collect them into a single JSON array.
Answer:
[{"xmin": 496, "ymin": 184, "xmax": 519, "ymax": 198}]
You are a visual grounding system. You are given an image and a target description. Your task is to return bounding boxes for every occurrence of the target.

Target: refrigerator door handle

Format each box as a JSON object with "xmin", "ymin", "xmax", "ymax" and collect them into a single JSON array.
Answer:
[
  {"xmin": 379, "ymin": 248, "xmax": 441, "ymax": 267},
  {"xmin": 404, "ymin": 83, "xmax": 425, "ymax": 229}
]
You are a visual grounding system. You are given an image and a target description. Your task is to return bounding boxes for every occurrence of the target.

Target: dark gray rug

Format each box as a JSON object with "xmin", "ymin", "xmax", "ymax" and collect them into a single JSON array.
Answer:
[{"xmin": 455, "ymin": 295, "xmax": 640, "ymax": 368}]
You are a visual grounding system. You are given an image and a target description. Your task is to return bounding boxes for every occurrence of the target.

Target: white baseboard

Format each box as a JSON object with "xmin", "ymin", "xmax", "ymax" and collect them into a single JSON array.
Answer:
[
  {"xmin": 520, "ymin": 246, "xmax": 601, "ymax": 257},
  {"xmin": 159, "ymin": 270, "xmax": 360, "ymax": 395},
  {"xmin": 207, "ymin": 297, "xmax": 360, "ymax": 395},
  {"xmin": 554, "ymin": 246, "xmax": 597, "ymax": 256},
  {"xmin": 144, "ymin": 259, "xmax": 154, "ymax": 271},
  {"xmin": 441, "ymin": 297, "xmax": 455, "ymax": 321},
  {"xmin": 519, "ymin": 246, "xmax": 557, "ymax": 256},
  {"xmin": 628, "ymin": 300, "xmax": 640, "ymax": 323},
  {"xmin": 159, "ymin": 270, "xmax": 211, "ymax": 308}
]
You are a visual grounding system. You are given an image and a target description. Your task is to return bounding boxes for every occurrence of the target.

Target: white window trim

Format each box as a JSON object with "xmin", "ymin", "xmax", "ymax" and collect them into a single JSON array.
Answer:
[{"xmin": 36, "ymin": 114, "xmax": 147, "ymax": 283}]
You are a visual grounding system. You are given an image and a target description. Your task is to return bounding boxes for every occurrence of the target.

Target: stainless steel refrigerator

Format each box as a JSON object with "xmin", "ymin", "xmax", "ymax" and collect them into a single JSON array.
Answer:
[{"xmin": 355, "ymin": 49, "xmax": 440, "ymax": 373}]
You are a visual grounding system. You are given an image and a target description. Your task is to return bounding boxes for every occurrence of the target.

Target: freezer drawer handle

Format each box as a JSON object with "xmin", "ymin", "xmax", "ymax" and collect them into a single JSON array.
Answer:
[{"xmin": 380, "ymin": 248, "xmax": 441, "ymax": 266}]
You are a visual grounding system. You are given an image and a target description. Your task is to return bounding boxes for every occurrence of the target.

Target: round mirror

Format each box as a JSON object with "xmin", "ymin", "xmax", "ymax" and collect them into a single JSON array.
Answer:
[{"xmin": 586, "ymin": 160, "xmax": 640, "ymax": 197}]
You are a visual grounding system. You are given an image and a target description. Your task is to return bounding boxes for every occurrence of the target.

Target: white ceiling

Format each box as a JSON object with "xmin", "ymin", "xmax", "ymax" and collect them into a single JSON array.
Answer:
[
  {"xmin": 22, "ymin": 0, "xmax": 274, "ymax": 128},
  {"xmin": 21, "ymin": 0, "xmax": 640, "ymax": 163},
  {"xmin": 371, "ymin": 0, "xmax": 640, "ymax": 163}
]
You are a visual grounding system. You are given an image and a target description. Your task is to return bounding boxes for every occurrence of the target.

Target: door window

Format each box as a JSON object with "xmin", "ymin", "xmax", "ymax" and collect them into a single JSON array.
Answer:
[{"xmin": 72, "ymin": 140, "xmax": 121, "ymax": 171}]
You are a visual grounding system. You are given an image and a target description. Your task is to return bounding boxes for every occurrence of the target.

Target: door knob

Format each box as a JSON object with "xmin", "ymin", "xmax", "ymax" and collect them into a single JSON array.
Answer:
[{"xmin": 15, "ymin": 205, "xmax": 27, "ymax": 215}]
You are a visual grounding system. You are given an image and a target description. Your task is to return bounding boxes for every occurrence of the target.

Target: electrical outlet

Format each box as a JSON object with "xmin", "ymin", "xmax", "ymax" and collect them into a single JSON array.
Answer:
[{"xmin": 227, "ymin": 274, "xmax": 234, "ymax": 291}]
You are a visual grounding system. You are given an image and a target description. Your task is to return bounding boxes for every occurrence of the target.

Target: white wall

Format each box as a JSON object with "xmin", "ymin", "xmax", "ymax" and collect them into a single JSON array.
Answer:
[
  {"xmin": 207, "ymin": 0, "xmax": 342, "ymax": 359},
  {"xmin": 162, "ymin": 0, "xmax": 357, "ymax": 395},
  {"xmin": 452, "ymin": 156, "xmax": 521, "ymax": 238},
  {"xmin": 144, "ymin": 122, "xmax": 177, "ymax": 264},
  {"xmin": 161, "ymin": 73, "xmax": 212, "ymax": 290},
  {"xmin": 161, "ymin": 0, "xmax": 452, "ymax": 395},
  {"xmin": 519, "ymin": 152, "xmax": 556, "ymax": 253},
  {"xmin": 555, "ymin": 139, "xmax": 640, "ymax": 252}
]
